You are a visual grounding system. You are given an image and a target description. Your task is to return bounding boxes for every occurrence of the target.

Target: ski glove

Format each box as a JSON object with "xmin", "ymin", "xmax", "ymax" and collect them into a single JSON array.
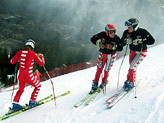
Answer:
[
  {"xmin": 124, "ymin": 38, "xmax": 132, "ymax": 45},
  {"xmin": 38, "ymin": 53, "xmax": 44, "ymax": 57},
  {"xmin": 96, "ymin": 39, "xmax": 105, "ymax": 49},
  {"xmin": 133, "ymin": 39, "xmax": 142, "ymax": 45},
  {"xmin": 105, "ymin": 43, "xmax": 116, "ymax": 50},
  {"xmin": 99, "ymin": 42, "xmax": 106, "ymax": 49}
]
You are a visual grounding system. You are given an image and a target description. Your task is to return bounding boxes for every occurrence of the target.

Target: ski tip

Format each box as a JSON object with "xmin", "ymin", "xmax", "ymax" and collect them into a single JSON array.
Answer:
[
  {"xmin": 5, "ymin": 113, "xmax": 9, "ymax": 115},
  {"xmin": 106, "ymin": 100, "xmax": 111, "ymax": 103},
  {"xmin": 106, "ymin": 103, "xmax": 113, "ymax": 109},
  {"xmin": 107, "ymin": 106, "xmax": 113, "ymax": 109},
  {"xmin": 74, "ymin": 105, "xmax": 78, "ymax": 108}
]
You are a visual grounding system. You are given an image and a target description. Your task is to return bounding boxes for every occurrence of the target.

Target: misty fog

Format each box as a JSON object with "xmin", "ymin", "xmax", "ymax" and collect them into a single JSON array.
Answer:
[
  {"xmin": 1, "ymin": 0, "xmax": 164, "ymax": 46},
  {"xmin": 28, "ymin": 0, "xmax": 164, "ymax": 45}
]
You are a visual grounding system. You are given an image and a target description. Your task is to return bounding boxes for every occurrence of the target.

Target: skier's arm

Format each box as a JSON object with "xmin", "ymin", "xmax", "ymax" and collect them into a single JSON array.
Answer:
[
  {"xmin": 142, "ymin": 29, "xmax": 155, "ymax": 45},
  {"xmin": 10, "ymin": 51, "xmax": 19, "ymax": 64},
  {"xmin": 34, "ymin": 53, "xmax": 45, "ymax": 66},
  {"xmin": 120, "ymin": 31, "xmax": 128, "ymax": 46},
  {"xmin": 115, "ymin": 36, "xmax": 123, "ymax": 51},
  {"xmin": 90, "ymin": 32, "xmax": 103, "ymax": 45}
]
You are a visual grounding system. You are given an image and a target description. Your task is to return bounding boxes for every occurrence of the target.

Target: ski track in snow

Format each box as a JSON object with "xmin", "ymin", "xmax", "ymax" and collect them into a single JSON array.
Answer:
[{"xmin": 0, "ymin": 44, "xmax": 164, "ymax": 123}]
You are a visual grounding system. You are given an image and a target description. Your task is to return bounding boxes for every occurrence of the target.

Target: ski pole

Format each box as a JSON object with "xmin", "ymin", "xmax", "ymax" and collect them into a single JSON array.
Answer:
[
  {"xmin": 10, "ymin": 62, "xmax": 18, "ymax": 103},
  {"xmin": 43, "ymin": 66, "xmax": 57, "ymax": 107},
  {"xmin": 117, "ymin": 44, "xmax": 128, "ymax": 91},
  {"xmin": 99, "ymin": 54, "xmax": 106, "ymax": 95},
  {"xmin": 134, "ymin": 42, "xmax": 144, "ymax": 98},
  {"xmin": 103, "ymin": 54, "xmax": 113, "ymax": 95},
  {"xmin": 134, "ymin": 80, "xmax": 137, "ymax": 98},
  {"xmin": 101, "ymin": 71, "xmax": 105, "ymax": 95}
]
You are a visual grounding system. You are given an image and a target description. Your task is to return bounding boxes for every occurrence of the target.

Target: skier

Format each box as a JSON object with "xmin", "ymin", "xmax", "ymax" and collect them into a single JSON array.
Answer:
[
  {"xmin": 121, "ymin": 18, "xmax": 155, "ymax": 92},
  {"xmin": 90, "ymin": 24, "xmax": 123, "ymax": 94},
  {"xmin": 10, "ymin": 39, "xmax": 45, "ymax": 112}
]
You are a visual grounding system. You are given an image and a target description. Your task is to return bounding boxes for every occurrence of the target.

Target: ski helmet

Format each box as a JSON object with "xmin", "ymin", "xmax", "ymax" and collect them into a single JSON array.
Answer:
[
  {"xmin": 105, "ymin": 24, "xmax": 116, "ymax": 36},
  {"xmin": 25, "ymin": 39, "xmax": 35, "ymax": 49},
  {"xmin": 125, "ymin": 18, "xmax": 139, "ymax": 30}
]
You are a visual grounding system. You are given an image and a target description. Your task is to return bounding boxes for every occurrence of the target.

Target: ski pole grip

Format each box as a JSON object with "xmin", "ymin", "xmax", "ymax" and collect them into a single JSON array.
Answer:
[{"xmin": 43, "ymin": 66, "xmax": 46, "ymax": 71}]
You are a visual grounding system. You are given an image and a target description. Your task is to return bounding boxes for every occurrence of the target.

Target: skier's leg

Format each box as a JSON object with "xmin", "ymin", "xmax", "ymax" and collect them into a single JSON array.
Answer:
[
  {"xmin": 102, "ymin": 53, "xmax": 117, "ymax": 83},
  {"xmin": 100, "ymin": 53, "xmax": 117, "ymax": 89},
  {"xmin": 124, "ymin": 50, "xmax": 147, "ymax": 91},
  {"xmin": 90, "ymin": 53, "xmax": 107, "ymax": 93},
  {"xmin": 129, "ymin": 49, "xmax": 147, "ymax": 82},
  {"xmin": 27, "ymin": 76, "xmax": 41, "ymax": 107},
  {"xmin": 30, "ymin": 79, "xmax": 41, "ymax": 101},
  {"xmin": 11, "ymin": 77, "xmax": 25, "ymax": 112},
  {"xmin": 127, "ymin": 50, "xmax": 137, "ymax": 81},
  {"xmin": 27, "ymin": 75, "xmax": 41, "ymax": 102},
  {"xmin": 93, "ymin": 53, "xmax": 107, "ymax": 83},
  {"xmin": 13, "ymin": 78, "xmax": 25, "ymax": 103}
]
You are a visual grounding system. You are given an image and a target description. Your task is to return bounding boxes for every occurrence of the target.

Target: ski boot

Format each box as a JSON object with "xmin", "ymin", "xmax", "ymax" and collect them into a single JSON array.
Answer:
[
  {"xmin": 123, "ymin": 80, "xmax": 134, "ymax": 92},
  {"xmin": 8, "ymin": 103, "xmax": 23, "ymax": 114},
  {"xmin": 89, "ymin": 81, "xmax": 98, "ymax": 94},
  {"xmin": 97, "ymin": 81, "xmax": 108, "ymax": 92},
  {"xmin": 29, "ymin": 100, "xmax": 40, "ymax": 108}
]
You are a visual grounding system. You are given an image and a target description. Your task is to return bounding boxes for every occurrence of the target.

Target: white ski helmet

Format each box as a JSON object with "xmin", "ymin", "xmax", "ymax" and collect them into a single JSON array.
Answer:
[{"xmin": 25, "ymin": 39, "xmax": 35, "ymax": 49}]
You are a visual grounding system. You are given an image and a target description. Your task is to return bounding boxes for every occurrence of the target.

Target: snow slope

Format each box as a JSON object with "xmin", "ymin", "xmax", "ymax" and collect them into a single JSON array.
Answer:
[{"xmin": 0, "ymin": 44, "xmax": 164, "ymax": 123}]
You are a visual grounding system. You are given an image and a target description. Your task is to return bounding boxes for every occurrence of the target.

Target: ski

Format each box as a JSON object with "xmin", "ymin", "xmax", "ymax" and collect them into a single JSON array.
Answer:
[
  {"xmin": 85, "ymin": 88, "xmax": 102, "ymax": 105},
  {"xmin": 106, "ymin": 89, "xmax": 125, "ymax": 104},
  {"xmin": 74, "ymin": 88, "xmax": 104, "ymax": 107},
  {"xmin": 0, "ymin": 91, "xmax": 70, "ymax": 121},
  {"xmin": 74, "ymin": 93, "xmax": 92, "ymax": 108},
  {"xmin": 106, "ymin": 79, "xmax": 141, "ymax": 109},
  {"xmin": 107, "ymin": 91, "xmax": 127, "ymax": 109}
]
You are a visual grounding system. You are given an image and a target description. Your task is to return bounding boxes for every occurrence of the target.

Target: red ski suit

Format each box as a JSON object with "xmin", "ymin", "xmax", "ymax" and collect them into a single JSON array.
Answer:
[{"xmin": 11, "ymin": 49, "xmax": 45, "ymax": 103}]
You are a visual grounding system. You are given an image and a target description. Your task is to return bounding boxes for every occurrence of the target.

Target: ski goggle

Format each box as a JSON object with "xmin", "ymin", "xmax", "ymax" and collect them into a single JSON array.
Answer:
[
  {"xmin": 125, "ymin": 20, "xmax": 138, "ymax": 27},
  {"xmin": 105, "ymin": 26, "xmax": 116, "ymax": 35},
  {"xmin": 125, "ymin": 21, "xmax": 132, "ymax": 27}
]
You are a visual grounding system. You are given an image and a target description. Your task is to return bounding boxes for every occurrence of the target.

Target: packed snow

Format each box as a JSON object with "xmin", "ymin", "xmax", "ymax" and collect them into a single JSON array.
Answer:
[{"xmin": 0, "ymin": 44, "xmax": 164, "ymax": 123}]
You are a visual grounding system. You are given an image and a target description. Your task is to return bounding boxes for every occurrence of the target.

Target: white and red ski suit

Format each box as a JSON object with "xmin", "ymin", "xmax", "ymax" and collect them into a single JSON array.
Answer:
[{"xmin": 11, "ymin": 49, "xmax": 45, "ymax": 103}]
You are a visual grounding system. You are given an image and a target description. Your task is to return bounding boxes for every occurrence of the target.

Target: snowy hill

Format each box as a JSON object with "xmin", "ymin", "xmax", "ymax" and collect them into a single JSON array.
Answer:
[{"xmin": 0, "ymin": 44, "xmax": 164, "ymax": 123}]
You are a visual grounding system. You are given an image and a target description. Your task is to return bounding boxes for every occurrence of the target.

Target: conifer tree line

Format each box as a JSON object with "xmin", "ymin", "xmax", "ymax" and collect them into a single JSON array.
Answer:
[{"xmin": 0, "ymin": 0, "xmax": 100, "ymax": 86}]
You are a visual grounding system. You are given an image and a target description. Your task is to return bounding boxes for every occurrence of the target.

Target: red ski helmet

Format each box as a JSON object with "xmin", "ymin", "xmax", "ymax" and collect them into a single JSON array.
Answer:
[{"xmin": 105, "ymin": 24, "xmax": 116, "ymax": 36}]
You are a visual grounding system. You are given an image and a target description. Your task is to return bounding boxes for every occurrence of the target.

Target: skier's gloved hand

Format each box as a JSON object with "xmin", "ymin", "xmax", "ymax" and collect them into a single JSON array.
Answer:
[
  {"xmin": 133, "ymin": 39, "xmax": 142, "ymax": 45},
  {"xmin": 106, "ymin": 44, "xmax": 113, "ymax": 49},
  {"xmin": 38, "ymin": 53, "xmax": 44, "ymax": 57},
  {"xmin": 124, "ymin": 38, "xmax": 132, "ymax": 45},
  {"xmin": 96, "ymin": 39, "xmax": 105, "ymax": 49},
  {"xmin": 99, "ymin": 42, "xmax": 106, "ymax": 49},
  {"xmin": 106, "ymin": 44, "xmax": 116, "ymax": 50}
]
